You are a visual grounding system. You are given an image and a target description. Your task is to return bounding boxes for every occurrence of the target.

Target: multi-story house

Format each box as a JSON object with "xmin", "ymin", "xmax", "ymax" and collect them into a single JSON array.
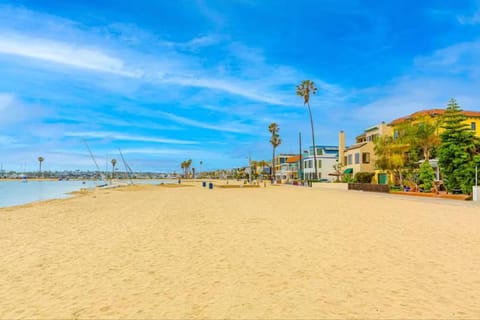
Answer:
[
  {"xmin": 389, "ymin": 109, "xmax": 480, "ymax": 141},
  {"xmin": 339, "ymin": 122, "xmax": 391, "ymax": 177},
  {"xmin": 303, "ymin": 145, "xmax": 339, "ymax": 181},
  {"xmin": 272, "ymin": 154, "xmax": 296, "ymax": 182},
  {"xmin": 275, "ymin": 155, "xmax": 301, "ymax": 182}
]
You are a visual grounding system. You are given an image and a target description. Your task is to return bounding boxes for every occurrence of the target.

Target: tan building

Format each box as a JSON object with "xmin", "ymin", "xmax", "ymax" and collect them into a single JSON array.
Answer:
[{"xmin": 340, "ymin": 122, "xmax": 391, "ymax": 176}]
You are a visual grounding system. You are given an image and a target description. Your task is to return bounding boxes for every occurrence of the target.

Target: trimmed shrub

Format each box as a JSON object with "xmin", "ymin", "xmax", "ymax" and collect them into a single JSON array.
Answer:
[
  {"xmin": 419, "ymin": 161, "xmax": 435, "ymax": 192},
  {"xmin": 354, "ymin": 172, "xmax": 375, "ymax": 183}
]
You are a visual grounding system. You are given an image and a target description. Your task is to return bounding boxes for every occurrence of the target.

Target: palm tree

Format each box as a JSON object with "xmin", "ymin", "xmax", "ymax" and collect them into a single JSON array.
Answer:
[
  {"xmin": 412, "ymin": 117, "xmax": 442, "ymax": 161},
  {"xmin": 111, "ymin": 159, "xmax": 117, "ymax": 179},
  {"xmin": 269, "ymin": 123, "xmax": 282, "ymax": 182},
  {"xmin": 296, "ymin": 80, "xmax": 318, "ymax": 180},
  {"xmin": 37, "ymin": 156, "xmax": 44, "ymax": 178},
  {"xmin": 180, "ymin": 161, "xmax": 186, "ymax": 177},
  {"xmin": 250, "ymin": 160, "xmax": 258, "ymax": 179},
  {"xmin": 186, "ymin": 159, "xmax": 192, "ymax": 178}
]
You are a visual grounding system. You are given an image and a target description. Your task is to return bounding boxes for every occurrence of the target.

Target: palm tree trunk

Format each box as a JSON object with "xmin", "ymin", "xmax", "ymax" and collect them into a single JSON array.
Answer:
[
  {"xmin": 272, "ymin": 147, "xmax": 275, "ymax": 182},
  {"xmin": 307, "ymin": 102, "xmax": 318, "ymax": 180}
]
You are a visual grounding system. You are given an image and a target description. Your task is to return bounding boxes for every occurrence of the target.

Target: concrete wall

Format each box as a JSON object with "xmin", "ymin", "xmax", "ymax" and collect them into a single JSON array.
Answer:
[
  {"xmin": 473, "ymin": 186, "xmax": 480, "ymax": 202},
  {"xmin": 311, "ymin": 182, "xmax": 348, "ymax": 190}
]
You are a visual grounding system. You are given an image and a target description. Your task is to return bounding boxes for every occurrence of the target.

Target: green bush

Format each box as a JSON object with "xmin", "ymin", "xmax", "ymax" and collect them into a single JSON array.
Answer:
[
  {"xmin": 354, "ymin": 172, "xmax": 375, "ymax": 183},
  {"xmin": 419, "ymin": 161, "xmax": 435, "ymax": 192}
]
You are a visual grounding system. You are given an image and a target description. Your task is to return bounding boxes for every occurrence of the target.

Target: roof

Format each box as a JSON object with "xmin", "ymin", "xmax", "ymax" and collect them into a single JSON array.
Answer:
[
  {"xmin": 286, "ymin": 155, "xmax": 301, "ymax": 163},
  {"xmin": 390, "ymin": 109, "xmax": 480, "ymax": 125},
  {"xmin": 345, "ymin": 142, "xmax": 368, "ymax": 151}
]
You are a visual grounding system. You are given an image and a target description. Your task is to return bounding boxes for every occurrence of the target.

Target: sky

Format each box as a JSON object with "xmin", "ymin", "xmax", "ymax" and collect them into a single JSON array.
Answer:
[{"xmin": 1, "ymin": 0, "xmax": 480, "ymax": 173}]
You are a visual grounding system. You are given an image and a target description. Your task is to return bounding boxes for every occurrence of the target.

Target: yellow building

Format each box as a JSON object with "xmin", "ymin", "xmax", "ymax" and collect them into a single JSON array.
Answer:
[
  {"xmin": 389, "ymin": 109, "xmax": 480, "ymax": 138},
  {"xmin": 340, "ymin": 108, "xmax": 480, "ymax": 183}
]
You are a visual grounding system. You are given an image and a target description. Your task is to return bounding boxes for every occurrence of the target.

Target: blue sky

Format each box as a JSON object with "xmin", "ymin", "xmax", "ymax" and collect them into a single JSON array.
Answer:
[{"xmin": 1, "ymin": 0, "xmax": 480, "ymax": 173}]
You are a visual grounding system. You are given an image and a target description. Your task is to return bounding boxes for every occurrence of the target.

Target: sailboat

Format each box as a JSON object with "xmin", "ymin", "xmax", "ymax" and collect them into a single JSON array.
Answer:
[{"xmin": 83, "ymin": 139, "xmax": 107, "ymax": 187}]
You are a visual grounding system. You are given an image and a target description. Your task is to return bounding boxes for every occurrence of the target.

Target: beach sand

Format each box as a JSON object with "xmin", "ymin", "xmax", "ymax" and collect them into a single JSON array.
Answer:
[{"xmin": 1, "ymin": 182, "xmax": 479, "ymax": 319}]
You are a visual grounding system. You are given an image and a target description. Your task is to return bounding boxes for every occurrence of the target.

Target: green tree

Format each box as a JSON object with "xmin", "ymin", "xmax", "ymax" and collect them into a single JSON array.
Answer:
[
  {"xmin": 269, "ymin": 123, "xmax": 281, "ymax": 182},
  {"xmin": 374, "ymin": 135, "xmax": 409, "ymax": 185},
  {"xmin": 296, "ymin": 80, "xmax": 318, "ymax": 179},
  {"xmin": 401, "ymin": 116, "xmax": 441, "ymax": 161},
  {"xmin": 419, "ymin": 161, "xmax": 435, "ymax": 192},
  {"xmin": 438, "ymin": 99, "xmax": 480, "ymax": 194},
  {"xmin": 37, "ymin": 156, "xmax": 44, "ymax": 178}
]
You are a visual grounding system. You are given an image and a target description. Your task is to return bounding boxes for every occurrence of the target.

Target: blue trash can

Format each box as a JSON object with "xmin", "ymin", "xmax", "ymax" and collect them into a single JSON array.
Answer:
[
  {"xmin": 202, "ymin": 181, "xmax": 206, "ymax": 187},
  {"xmin": 209, "ymin": 182, "xmax": 213, "ymax": 189}
]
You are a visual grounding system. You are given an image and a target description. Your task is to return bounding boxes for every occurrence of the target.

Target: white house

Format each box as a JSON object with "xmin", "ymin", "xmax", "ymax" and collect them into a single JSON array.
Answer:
[{"xmin": 303, "ymin": 145, "xmax": 339, "ymax": 181}]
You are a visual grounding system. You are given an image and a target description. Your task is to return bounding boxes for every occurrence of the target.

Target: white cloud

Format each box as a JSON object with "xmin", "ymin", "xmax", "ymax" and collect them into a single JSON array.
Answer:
[
  {"xmin": 351, "ymin": 40, "xmax": 480, "ymax": 125},
  {"xmin": 64, "ymin": 131, "xmax": 198, "ymax": 145},
  {"xmin": 0, "ymin": 135, "xmax": 16, "ymax": 144},
  {"xmin": 457, "ymin": 11, "xmax": 480, "ymax": 25},
  {"xmin": 0, "ymin": 33, "xmax": 140, "ymax": 77},
  {"xmin": 0, "ymin": 93, "xmax": 15, "ymax": 110},
  {"xmin": 0, "ymin": 93, "xmax": 48, "ymax": 126}
]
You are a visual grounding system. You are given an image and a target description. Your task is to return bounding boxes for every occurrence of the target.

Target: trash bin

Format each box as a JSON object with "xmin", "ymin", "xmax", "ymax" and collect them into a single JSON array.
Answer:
[
  {"xmin": 208, "ymin": 182, "xmax": 213, "ymax": 189},
  {"xmin": 202, "ymin": 181, "xmax": 206, "ymax": 187}
]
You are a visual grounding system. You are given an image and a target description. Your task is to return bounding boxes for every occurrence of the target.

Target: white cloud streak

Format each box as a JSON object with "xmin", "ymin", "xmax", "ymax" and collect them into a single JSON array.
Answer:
[
  {"xmin": 0, "ymin": 30, "xmax": 296, "ymax": 105},
  {"xmin": 64, "ymin": 131, "xmax": 198, "ymax": 145},
  {"xmin": 0, "ymin": 33, "xmax": 139, "ymax": 77}
]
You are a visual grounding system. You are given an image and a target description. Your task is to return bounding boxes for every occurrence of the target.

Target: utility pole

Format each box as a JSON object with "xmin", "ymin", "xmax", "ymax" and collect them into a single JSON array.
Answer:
[
  {"xmin": 299, "ymin": 132, "xmax": 303, "ymax": 181},
  {"xmin": 248, "ymin": 154, "xmax": 252, "ymax": 184}
]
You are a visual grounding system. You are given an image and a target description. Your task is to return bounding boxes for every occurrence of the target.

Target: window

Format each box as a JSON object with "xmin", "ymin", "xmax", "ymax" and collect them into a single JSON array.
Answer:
[
  {"xmin": 355, "ymin": 153, "xmax": 360, "ymax": 164},
  {"xmin": 472, "ymin": 122, "xmax": 477, "ymax": 131},
  {"xmin": 316, "ymin": 160, "xmax": 322, "ymax": 169},
  {"xmin": 347, "ymin": 154, "xmax": 352, "ymax": 165},
  {"xmin": 393, "ymin": 129, "xmax": 399, "ymax": 140},
  {"xmin": 362, "ymin": 152, "xmax": 370, "ymax": 164},
  {"xmin": 344, "ymin": 156, "xmax": 347, "ymax": 165}
]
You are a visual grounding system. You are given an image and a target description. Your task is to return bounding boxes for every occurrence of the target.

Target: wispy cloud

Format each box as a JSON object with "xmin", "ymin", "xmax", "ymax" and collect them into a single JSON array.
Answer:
[
  {"xmin": 0, "ymin": 6, "xmax": 346, "ymax": 107},
  {"xmin": 457, "ymin": 11, "xmax": 480, "ymax": 25},
  {"xmin": 64, "ymin": 131, "xmax": 199, "ymax": 145},
  {"xmin": 351, "ymin": 39, "xmax": 480, "ymax": 124},
  {"xmin": 0, "ymin": 33, "xmax": 139, "ymax": 77}
]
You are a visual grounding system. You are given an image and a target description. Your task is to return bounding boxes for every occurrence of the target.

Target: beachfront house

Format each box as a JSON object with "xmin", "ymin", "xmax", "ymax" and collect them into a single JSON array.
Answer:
[
  {"xmin": 273, "ymin": 154, "xmax": 296, "ymax": 182},
  {"xmin": 339, "ymin": 122, "xmax": 391, "ymax": 180},
  {"xmin": 389, "ymin": 109, "xmax": 480, "ymax": 141},
  {"xmin": 339, "ymin": 109, "xmax": 480, "ymax": 184},
  {"xmin": 275, "ymin": 155, "xmax": 301, "ymax": 182},
  {"xmin": 303, "ymin": 145, "xmax": 339, "ymax": 181}
]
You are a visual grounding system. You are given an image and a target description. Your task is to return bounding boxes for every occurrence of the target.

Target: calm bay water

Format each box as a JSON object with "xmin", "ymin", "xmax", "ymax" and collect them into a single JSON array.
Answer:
[{"xmin": 0, "ymin": 179, "xmax": 174, "ymax": 208}]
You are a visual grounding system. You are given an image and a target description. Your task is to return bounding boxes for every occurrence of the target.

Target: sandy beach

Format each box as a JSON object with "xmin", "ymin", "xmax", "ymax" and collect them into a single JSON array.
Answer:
[{"xmin": 1, "ymin": 182, "xmax": 479, "ymax": 319}]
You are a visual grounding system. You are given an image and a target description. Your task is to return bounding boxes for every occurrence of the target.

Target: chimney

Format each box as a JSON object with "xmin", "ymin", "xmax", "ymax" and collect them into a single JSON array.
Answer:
[{"xmin": 339, "ymin": 130, "xmax": 345, "ymax": 166}]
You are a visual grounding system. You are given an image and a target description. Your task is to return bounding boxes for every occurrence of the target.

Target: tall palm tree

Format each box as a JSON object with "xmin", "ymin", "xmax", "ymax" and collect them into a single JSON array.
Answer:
[
  {"xmin": 269, "ymin": 123, "xmax": 282, "ymax": 182},
  {"xmin": 186, "ymin": 159, "xmax": 192, "ymax": 178},
  {"xmin": 111, "ymin": 159, "xmax": 117, "ymax": 179},
  {"xmin": 296, "ymin": 80, "xmax": 318, "ymax": 180},
  {"xmin": 180, "ymin": 161, "xmax": 186, "ymax": 177},
  {"xmin": 37, "ymin": 156, "xmax": 44, "ymax": 178},
  {"xmin": 250, "ymin": 160, "xmax": 258, "ymax": 179}
]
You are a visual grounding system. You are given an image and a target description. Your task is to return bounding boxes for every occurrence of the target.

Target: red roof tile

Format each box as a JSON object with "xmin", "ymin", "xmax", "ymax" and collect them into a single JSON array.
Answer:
[
  {"xmin": 389, "ymin": 109, "xmax": 480, "ymax": 125},
  {"xmin": 286, "ymin": 155, "xmax": 301, "ymax": 163}
]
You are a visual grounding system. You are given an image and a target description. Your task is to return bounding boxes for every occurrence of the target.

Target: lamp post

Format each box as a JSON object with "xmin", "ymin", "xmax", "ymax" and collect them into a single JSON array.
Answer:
[{"xmin": 473, "ymin": 165, "xmax": 479, "ymax": 202}]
